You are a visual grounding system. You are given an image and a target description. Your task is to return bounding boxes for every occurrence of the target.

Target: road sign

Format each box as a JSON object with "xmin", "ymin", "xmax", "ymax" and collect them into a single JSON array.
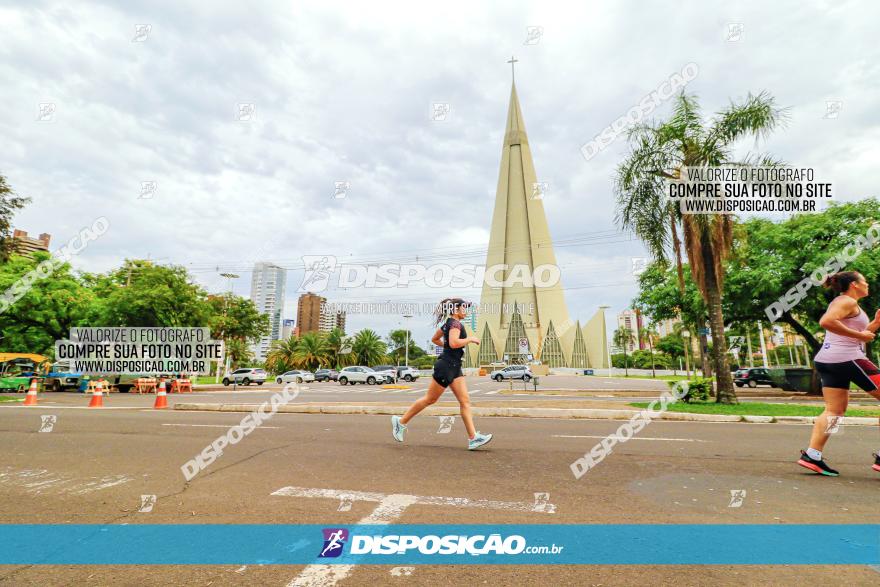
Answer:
[{"xmin": 518, "ymin": 337, "xmax": 529, "ymax": 353}]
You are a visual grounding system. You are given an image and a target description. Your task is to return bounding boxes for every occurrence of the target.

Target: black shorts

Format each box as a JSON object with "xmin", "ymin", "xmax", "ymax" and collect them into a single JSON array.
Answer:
[
  {"xmin": 814, "ymin": 359, "xmax": 880, "ymax": 392},
  {"xmin": 432, "ymin": 357, "xmax": 463, "ymax": 387}
]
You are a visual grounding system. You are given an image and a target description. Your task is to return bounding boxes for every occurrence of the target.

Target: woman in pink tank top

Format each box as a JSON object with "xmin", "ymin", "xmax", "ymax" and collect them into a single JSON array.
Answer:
[{"xmin": 798, "ymin": 271, "xmax": 880, "ymax": 477}]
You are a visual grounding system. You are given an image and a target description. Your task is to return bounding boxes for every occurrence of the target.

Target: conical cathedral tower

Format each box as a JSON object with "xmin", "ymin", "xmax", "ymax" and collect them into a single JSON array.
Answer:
[{"xmin": 470, "ymin": 78, "xmax": 607, "ymax": 369}]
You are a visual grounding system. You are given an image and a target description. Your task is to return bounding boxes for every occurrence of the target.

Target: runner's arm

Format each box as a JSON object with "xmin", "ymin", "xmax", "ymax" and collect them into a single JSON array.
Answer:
[{"xmin": 819, "ymin": 298, "xmax": 875, "ymax": 341}]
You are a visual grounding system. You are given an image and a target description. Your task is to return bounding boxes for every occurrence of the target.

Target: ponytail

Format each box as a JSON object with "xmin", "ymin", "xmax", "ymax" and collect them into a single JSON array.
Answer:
[
  {"xmin": 433, "ymin": 298, "xmax": 470, "ymax": 326},
  {"xmin": 823, "ymin": 271, "xmax": 862, "ymax": 294}
]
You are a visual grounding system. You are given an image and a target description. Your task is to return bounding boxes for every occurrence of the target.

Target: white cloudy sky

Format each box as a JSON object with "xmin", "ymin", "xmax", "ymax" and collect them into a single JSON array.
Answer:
[{"xmin": 3, "ymin": 0, "xmax": 879, "ymax": 346}]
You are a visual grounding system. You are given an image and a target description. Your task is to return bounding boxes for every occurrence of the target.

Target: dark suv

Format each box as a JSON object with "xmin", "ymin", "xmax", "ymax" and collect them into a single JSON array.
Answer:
[
  {"xmin": 734, "ymin": 368, "xmax": 776, "ymax": 388},
  {"xmin": 314, "ymin": 369, "xmax": 339, "ymax": 382}
]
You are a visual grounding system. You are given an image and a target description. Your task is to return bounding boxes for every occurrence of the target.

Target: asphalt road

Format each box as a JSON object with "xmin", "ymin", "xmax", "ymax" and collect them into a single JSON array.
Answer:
[{"xmin": 2, "ymin": 396, "xmax": 880, "ymax": 586}]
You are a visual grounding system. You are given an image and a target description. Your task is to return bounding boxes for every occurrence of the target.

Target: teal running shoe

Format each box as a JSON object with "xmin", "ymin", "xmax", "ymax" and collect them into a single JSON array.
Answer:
[
  {"xmin": 391, "ymin": 415, "xmax": 407, "ymax": 442},
  {"xmin": 468, "ymin": 431, "xmax": 493, "ymax": 450}
]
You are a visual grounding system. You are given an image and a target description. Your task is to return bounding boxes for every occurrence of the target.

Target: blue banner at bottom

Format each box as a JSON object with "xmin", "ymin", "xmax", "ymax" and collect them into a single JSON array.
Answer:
[{"xmin": 1, "ymin": 525, "xmax": 877, "ymax": 565}]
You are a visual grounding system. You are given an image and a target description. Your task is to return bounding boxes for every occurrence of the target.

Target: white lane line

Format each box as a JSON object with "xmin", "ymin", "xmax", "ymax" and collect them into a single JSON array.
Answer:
[
  {"xmin": 162, "ymin": 424, "xmax": 280, "ymax": 429},
  {"xmin": 552, "ymin": 434, "xmax": 707, "ymax": 442},
  {"xmin": 484, "ymin": 390, "xmax": 500, "ymax": 395},
  {"xmin": 276, "ymin": 486, "xmax": 554, "ymax": 587}
]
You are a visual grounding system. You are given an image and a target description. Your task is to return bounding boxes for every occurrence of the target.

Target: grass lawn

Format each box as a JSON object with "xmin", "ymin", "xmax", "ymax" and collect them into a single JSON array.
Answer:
[
  {"xmin": 629, "ymin": 401, "xmax": 880, "ymax": 418},
  {"xmin": 0, "ymin": 395, "xmax": 22, "ymax": 403}
]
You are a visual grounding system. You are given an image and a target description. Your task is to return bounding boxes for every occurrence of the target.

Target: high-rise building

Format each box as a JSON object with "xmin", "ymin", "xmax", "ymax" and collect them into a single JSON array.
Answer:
[
  {"xmin": 297, "ymin": 292, "xmax": 324, "ymax": 334},
  {"xmin": 471, "ymin": 76, "xmax": 607, "ymax": 369},
  {"xmin": 250, "ymin": 262, "xmax": 286, "ymax": 360},
  {"xmin": 12, "ymin": 229, "xmax": 51, "ymax": 258},
  {"xmin": 281, "ymin": 319, "xmax": 296, "ymax": 340},
  {"xmin": 616, "ymin": 309, "xmax": 642, "ymax": 353},
  {"xmin": 298, "ymin": 292, "xmax": 346, "ymax": 334}
]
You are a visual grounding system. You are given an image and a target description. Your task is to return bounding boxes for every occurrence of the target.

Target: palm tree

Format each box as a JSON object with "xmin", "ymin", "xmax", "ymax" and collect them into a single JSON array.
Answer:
[
  {"xmin": 266, "ymin": 336, "xmax": 298, "ymax": 374},
  {"xmin": 293, "ymin": 331, "xmax": 331, "ymax": 371},
  {"xmin": 615, "ymin": 91, "xmax": 787, "ymax": 403},
  {"xmin": 613, "ymin": 327, "xmax": 635, "ymax": 377},
  {"xmin": 225, "ymin": 338, "xmax": 253, "ymax": 370},
  {"xmin": 325, "ymin": 327, "xmax": 353, "ymax": 368},
  {"xmin": 351, "ymin": 329, "xmax": 387, "ymax": 366}
]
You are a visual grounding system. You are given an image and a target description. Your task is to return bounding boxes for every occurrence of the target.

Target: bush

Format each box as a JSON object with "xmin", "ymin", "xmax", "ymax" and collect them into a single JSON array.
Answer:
[{"xmin": 669, "ymin": 377, "xmax": 713, "ymax": 403}]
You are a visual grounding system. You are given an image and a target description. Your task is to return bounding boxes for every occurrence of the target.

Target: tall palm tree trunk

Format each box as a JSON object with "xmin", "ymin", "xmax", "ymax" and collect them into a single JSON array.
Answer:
[{"xmin": 701, "ymin": 241, "xmax": 736, "ymax": 403}]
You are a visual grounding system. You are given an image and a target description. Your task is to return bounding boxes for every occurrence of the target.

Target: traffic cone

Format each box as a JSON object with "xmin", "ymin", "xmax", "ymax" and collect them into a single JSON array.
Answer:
[
  {"xmin": 23, "ymin": 378, "xmax": 39, "ymax": 406},
  {"xmin": 153, "ymin": 380, "xmax": 168, "ymax": 409},
  {"xmin": 88, "ymin": 380, "xmax": 104, "ymax": 408}
]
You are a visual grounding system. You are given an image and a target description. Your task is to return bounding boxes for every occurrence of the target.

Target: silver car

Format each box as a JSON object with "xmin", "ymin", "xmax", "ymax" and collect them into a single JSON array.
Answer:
[
  {"xmin": 489, "ymin": 365, "xmax": 533, "ymax": 382},
  {"xmin": 222, "ymin": 368, "xmax": 267, "ymax": 386},
  {"xmin": 276, "ymin": 370, "xmax": 315, "ymax": 384},
  {"xmin": 337, "ymin": 366, "xmax": 386, "ymax": 385}
]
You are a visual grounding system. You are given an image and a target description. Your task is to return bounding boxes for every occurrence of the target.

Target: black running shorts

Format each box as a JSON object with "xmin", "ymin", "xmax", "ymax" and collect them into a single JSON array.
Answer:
[
  {"xmin": 814, "ymin": 359, "xmax": 880, "ymax": 392},
  {"xmin": 432, "ymin": 357, "xmax": 463, "ymax": 388}
]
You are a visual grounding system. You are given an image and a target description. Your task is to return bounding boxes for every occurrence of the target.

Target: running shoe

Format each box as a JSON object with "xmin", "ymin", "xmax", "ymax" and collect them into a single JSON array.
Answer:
[
  {"xmin": 872, "ymin": 452, "xmax": 880, "ymax": 473},
  {"xmin": 391, "ymin": 415, "xmax": 406, "ymax": 442},
  {"xmin": 468, "ymin": 431, "xmax": 493, "ymax": 450},
  {"xmin": 797, "ymin": 450, "xmax": 839, "ymax": 476}
]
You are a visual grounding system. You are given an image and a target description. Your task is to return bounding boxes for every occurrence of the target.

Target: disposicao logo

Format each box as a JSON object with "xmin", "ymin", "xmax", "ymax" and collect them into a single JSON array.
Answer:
[{"xmin": 319, "ymin": 528, "xmax": 348, "ymax": 558}]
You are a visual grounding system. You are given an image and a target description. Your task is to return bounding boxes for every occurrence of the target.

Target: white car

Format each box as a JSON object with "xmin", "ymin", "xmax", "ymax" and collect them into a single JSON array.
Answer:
[
  {"xmin": 276, "ymin": 370, "xmax": 315, "ymax": 384},
  {"xmin": 337, "ymin": 366, "xmax": 386, "ymax": 385},
  {"xmin": 489, "ymin": 365, "xmax": 533, "ymax": 382},
  {"xmin": 222, "ymin": 368, "xmax": 267, "ymax": 386}
]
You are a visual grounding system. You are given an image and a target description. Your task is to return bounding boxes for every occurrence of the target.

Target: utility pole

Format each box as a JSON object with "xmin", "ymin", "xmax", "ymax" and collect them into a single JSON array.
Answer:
[{"xmin": 757, "ymin": 321, "xmax": 769, "ymax": 368}]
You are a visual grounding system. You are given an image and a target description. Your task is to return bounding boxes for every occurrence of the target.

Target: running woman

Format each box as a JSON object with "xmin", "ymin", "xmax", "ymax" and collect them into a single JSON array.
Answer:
[
  {"xmin": 391, "ymin": 298, "xmax": 493, "ymax": 450},
  {"xmin": 798, "ymin": 271, "xmax": 880, "ymax": 476}
]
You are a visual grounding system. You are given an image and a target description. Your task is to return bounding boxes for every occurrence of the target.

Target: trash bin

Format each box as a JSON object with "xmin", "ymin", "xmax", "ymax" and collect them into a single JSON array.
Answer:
[
  {"xmin": 533, "ymin": 376, "xmax": 540, "ymax": 387},
  {"xmin": 584, "ymin": 369, "xmax": 594, "ymax": 376}
]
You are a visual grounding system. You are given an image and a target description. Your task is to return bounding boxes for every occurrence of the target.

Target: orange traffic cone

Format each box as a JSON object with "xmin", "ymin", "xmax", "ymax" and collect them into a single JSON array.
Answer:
[
  {"xmin": 88, "ymin": 380, "xmax": 104, "ymax": 408},
  {"xmin": 153, "ymin": 380, "xmax": 168, "ymax": 409},
  {"xmin": 23, "ymin": 378, "xmax": 39, "ymax": 406}
]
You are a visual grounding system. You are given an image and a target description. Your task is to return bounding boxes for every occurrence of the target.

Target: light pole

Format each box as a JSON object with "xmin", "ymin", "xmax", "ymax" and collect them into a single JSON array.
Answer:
[
  {"xmin": 403, "ymin": 314, "xmax": 413, "ymax": 367},
  {"xmin": 599, "ymin": 305, "xmax": 611, "ymax": 377},
  {"xmin": 216, "ymin": 273, "xmax": 239, "ymax": 383}
]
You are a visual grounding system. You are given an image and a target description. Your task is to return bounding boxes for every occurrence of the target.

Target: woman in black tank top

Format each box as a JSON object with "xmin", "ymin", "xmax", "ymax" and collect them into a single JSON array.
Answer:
[{"xmin": 390, "ymin": 298, "xmax": 494, "ymax": 450}]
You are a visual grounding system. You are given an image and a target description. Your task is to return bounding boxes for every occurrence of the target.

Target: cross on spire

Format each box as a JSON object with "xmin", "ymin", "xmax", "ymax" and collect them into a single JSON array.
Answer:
[{"xmin": 507, "ymin": 55, "xmax": 518, "ymax": 83}]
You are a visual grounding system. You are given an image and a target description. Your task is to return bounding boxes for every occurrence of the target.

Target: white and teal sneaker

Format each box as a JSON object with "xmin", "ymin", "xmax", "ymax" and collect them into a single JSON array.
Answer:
[
  {"xmin": 391, "ymin": 416, "xmax": 407, "ymax": 442},
  {"xmin": 468, "ymin": 431, "xmax": 493, "ymax": 450}
]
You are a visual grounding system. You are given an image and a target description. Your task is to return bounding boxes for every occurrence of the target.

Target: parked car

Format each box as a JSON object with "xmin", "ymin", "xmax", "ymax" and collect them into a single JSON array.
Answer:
[
  {"xmin": 43, "ymin": 362, "xmax": 82, "ymax": 392},
  {"xmin": 489, "ymin": 364, "xmax": 533, "ymax": 382},
  {"xmin": 396, "ymin": 366, "xmax": 420, "ymax": 382},
  {"xmin": 276, "ymin": 370, "xmax": 314, "ymax": 384},
  {"xmin": 314, "ymin": 368, "xmax": 339, "ymax": 382},
  {"xmin": 371, "ymin": 365, "xmax": 397, "ymax": 383},
  {"xmin": 734, "ymin": 368, "xmax": 776, "ymax": 388},
  {"xmin": 337, "ymin": 366, "xmax": 386, "ymax": 385},
  {"xmin": 222, "ymin": 368, "xmax": 267, "ymax": 386}
]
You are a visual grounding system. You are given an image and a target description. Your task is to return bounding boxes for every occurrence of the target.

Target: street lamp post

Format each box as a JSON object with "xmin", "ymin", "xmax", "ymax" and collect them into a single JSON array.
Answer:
[
  {"xmin": 216, "ymin": 273, "xmax": 239, "ymax": 383},
  {"xmin": 403, "ymin": 314, "xmax": 413, "ymax": 368}
]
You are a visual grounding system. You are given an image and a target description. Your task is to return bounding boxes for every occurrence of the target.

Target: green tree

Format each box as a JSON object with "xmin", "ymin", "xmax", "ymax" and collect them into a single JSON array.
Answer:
[
  {"xmin": 293, "ymin": 331, "xmax": 331, "ymax": 371},
  {"xmin": 0, "ymin": 175, "xmax": 31, "ymax": 263},
  {"xmin": 613, "ymin": 327, "xmax": 635, "ymax": 376},
  {"xmin": 225, "ymin": 338, "xmax": 253, "ymax": 370},
  {"xmin": 616, "ymin": 91, "xmax": 788, "ymax": 403},
  {"xmin": 266, "ymin": 336, "xmax": 299, "ymax": 374},
  {"xmin": 89, "ymin": 260, "xmax": 211, "ymax": 327},
  {"xmin": 207, "ymin": 294, "xmax": 269, "ymax": 343},
  {"xmin": 351, "ymin": 329, "xmax": 387, "ymax": 366},
  {"xmin": 325, "ymin": 327, "xmax": 353, "ymax": 368},
  {"xmin": 0, "ymin": 252, "xmax": 94, "ymax": 355},
  {"xmin": 387, "ymin": 329, "xmax": 423, "ymax": 364}
]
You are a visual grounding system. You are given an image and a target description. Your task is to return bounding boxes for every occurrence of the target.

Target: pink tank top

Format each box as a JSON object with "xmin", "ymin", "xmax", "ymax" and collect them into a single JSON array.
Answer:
[{"xmin": 814, "ymin": 304, "xmax": 868, "ymax": 363}]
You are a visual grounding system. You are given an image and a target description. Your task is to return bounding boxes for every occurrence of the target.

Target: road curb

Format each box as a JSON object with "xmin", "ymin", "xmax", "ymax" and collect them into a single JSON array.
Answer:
[{"xmin": 172, "ymin": 403, "xmax": 879, "ymax": 425}]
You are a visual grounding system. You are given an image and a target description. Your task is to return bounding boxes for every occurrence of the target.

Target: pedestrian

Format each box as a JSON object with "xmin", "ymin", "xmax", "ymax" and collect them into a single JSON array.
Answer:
[
  {"xmin": 798, "ymin": 271, "xmax": 880, "ymax": 476},
  {"xmin": 391, "ymin": 298, "xmax": 493, "ymax": 450}
]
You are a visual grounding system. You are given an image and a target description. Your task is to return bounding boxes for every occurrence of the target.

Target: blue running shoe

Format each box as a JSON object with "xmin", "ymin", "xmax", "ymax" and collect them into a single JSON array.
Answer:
[
  {"xmin": 468, "ymin": 431, "xmax": 493, "ymax": 450},
  {"xmin": 391, "ymin": 415, "xmax": 407, "ymax": 442}
]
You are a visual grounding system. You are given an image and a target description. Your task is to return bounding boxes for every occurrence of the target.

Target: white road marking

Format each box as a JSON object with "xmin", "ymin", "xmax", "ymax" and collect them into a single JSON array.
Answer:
[
  {"xmin": 275, "ymin": 486, "xmax": 554, "ymax": 587},
  {"xmin": 0, "ymin": 467, "xmax": 132, "ymax": 495},
  {"xmin": 552, "ymin": 434, "xmax": 707, "ymax": 442},
  {"xmin": 484, "ymin": 390, "xmax": 500, "ymax": 395},
  {"xmin": 161, "ymin": 423, "xmax": 280, "ymax": 429}
]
